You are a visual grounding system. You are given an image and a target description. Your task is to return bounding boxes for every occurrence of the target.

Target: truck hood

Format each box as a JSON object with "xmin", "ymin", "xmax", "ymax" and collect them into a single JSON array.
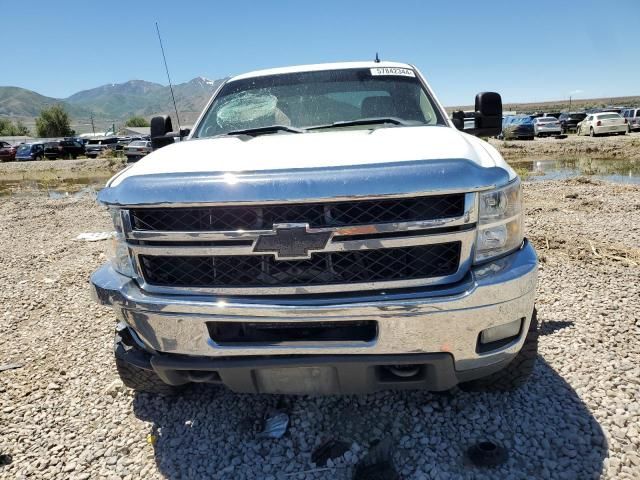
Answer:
[
  {"xmin": 109, "ymin": 126, "xmax": 511, "ymax": 187},
  {"xmin": 101, "ymin": 126, "xmax": 515, "ymax": 206}
]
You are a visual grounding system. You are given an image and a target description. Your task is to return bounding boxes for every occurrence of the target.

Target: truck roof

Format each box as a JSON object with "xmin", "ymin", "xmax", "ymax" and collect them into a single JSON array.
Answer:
[{"xmin": 229, "ymin": 61, "xmax": 415, "ymax": 82}]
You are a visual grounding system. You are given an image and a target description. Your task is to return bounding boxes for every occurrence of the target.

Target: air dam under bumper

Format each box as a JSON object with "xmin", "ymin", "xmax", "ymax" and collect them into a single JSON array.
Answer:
[{"xmin": 92, "ymin": 241, "xmax": 537, "ymax": 394}]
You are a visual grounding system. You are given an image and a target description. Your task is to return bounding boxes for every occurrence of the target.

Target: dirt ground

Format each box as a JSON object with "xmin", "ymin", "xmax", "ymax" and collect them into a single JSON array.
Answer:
[
  {"xmin": 490, "ymin": 131, "xmax": 640, "ymax": 161},
  {"xmin": 0, "ymin": 179, "xmax": 639, "ymax": 479},
  {"xmin": 0, "ymin": 158, "xmax": 125, "ymax": 182}
]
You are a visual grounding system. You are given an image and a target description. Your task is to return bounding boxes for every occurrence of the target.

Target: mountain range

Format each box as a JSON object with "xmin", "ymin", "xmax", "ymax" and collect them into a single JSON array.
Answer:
[{"xmin": 0, "ymin": 77, "xmax": 225, "ymax": 131}]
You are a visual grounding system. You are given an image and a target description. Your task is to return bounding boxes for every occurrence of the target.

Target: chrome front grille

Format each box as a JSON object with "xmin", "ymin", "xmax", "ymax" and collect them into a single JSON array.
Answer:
[{"xmin": 123, "ymin": 192, "xmax": 478, "ymax": 295}]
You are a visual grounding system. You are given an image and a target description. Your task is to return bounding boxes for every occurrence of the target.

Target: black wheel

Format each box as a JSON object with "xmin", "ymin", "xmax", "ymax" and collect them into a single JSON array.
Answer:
[
  {"xmin": 115, "ymin": 356, "xmax": 182, "ymax": 395},
  {"xmin": 35, "ymin": 155, "xmax": 43, "ymax": 161},
  {"xmin": 460, "ymin": 309, "xmax": 538, "ymax": 392},
  {"xmin": 590, "ymin": 128, "xmax": 596, "ymax": 137}
]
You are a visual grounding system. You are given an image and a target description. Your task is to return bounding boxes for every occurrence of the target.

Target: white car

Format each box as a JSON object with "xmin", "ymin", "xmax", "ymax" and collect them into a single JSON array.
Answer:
[
  {"xmin": 577, "ymin": 112, "xmax": 627, "ymax": 137},
  {"xmin": 533, "ymin": 117, "xmax": 561, "ymax": 137}
]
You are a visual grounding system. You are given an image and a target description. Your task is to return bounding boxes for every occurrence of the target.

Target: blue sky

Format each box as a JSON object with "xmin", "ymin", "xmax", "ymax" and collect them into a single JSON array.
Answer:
[{"xmin": 2, "ymin": 0, "xmax": 637, "ymax": 105}]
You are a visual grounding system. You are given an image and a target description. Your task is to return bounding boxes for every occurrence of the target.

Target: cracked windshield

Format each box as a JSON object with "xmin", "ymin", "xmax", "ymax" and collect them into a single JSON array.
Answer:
[{"xmin": 195, "ymin": 70, "xmax": 443, "ymax": 137}]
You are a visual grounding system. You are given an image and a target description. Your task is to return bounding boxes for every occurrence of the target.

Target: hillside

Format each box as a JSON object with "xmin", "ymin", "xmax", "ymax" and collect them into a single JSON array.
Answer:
[
  {"xmin": 0, "ymin": 86, "xmax": 90, "ymax": 118},
  {"xmin": 0, "ymin": 77, "xmax": 224, "ymax": 131}
]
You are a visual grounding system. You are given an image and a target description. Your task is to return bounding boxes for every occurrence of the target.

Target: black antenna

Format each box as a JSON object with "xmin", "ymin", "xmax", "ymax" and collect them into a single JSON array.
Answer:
[
  {"xmin": 155, "ymin": 22, "xmax": 181, "ymax": 130},
  {"xmin": 375, "ymin": 52, "xmax": 380, "ymax": 63}
]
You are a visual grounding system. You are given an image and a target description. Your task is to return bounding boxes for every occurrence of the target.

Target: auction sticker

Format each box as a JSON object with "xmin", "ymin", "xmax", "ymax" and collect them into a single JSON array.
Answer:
[{"xmin": 370, "ymin": 67, "xmax": 415, "ymax": 77}]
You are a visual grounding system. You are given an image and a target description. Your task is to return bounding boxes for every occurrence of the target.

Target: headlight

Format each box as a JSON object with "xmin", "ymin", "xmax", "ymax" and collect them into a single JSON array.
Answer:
[
  {"xmin": 106, "ymin": 208, "xmax": 135, "ymax": 277},
  {"xmin": 475, "ymin": 179, "xmax": 523, "ymax": 263}
]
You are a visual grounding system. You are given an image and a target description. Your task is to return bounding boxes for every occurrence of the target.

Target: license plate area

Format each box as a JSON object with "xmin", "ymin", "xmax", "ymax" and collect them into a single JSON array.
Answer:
[
  {"xmin": 207, "ymin": 320, "xmax": 377, "ymax": 346},
  {"xmin": 255, "ymin": 366, "xmax": 339, "ymax": 394}
]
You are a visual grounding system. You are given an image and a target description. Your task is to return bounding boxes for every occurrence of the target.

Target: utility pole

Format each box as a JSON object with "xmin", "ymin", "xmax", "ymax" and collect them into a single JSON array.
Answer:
[
  {"xmin": 90, "ymin": 114, "xmax": 95, "ymax": 136},
  {"xmin": 569, "ymin": 96, "xmax": 572, "ymax": 111}
]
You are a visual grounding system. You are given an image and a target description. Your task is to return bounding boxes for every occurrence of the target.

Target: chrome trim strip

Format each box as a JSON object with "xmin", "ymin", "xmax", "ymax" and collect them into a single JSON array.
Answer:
[
  {"xmin": 132, "ymin": 272, "xmax": 467, "ymax": 296},
  {"xmin": 98, "ymin": 159, "xmax": 510, "ymax": 207},
  {"xmin": 131, "ymin": 229, "xmax": 473, "ymax": 257}
]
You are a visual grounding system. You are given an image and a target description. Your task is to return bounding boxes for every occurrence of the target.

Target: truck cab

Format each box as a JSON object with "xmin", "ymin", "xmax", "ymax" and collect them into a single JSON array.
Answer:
[{"xmin": 91, "ymin": 61, "xmax": 538, "ymax": 395}]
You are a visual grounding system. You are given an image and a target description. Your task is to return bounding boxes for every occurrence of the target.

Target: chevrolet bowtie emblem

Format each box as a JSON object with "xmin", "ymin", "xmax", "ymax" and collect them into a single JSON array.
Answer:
[{"xmin": 253, "ymin": 224, "xmax": 332, "ymax": 260}]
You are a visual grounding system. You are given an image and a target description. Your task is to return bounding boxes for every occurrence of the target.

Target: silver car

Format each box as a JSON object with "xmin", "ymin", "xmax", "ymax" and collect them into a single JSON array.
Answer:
[
  {"xmin": 533, "ymin": 117, "xmax": 561, "ymax": 137},
  {"xmin": 621, "ymin": 108, "xmax": 640, "ymax": 132},
  {"xmin": 124, "ymin": 140, "xmax": 152, "ymax": 162}
]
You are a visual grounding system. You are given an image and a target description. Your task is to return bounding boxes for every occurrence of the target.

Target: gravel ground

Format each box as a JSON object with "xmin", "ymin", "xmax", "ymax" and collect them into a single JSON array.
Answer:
[
  {"xmin": 490, "ymin": 131, "xmax": 640, "ymax": 161},
  {"xmin": 1, "ymin": 179, "xmax": 639, "ymax": 479}
]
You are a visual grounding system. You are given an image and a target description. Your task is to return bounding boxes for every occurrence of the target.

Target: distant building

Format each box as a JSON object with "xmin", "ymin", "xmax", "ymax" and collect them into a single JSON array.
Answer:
[{"xmin": 120, "ymin": 126, "xmax": 150, "ymax": 137}]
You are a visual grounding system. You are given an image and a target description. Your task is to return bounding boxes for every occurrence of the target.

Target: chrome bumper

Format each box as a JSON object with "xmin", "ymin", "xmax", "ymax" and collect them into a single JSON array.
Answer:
[{"xmin": 91, "ymin": 241, "xmax": 537, "ymax": 372}]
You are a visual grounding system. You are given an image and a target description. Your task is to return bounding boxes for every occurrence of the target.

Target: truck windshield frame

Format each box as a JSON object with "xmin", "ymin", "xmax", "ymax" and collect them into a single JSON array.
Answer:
[{"xmin": 193, "ymin": 68, "xmax": 447, "ymax": 138}]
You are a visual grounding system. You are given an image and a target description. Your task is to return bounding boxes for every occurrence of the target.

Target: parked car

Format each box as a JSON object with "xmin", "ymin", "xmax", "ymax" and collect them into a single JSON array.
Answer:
[
  {"xmin": 124, "ymin": 140, "xmax": 152, "ymax": 162},
  {"xmin": 15, "ymin": 143, "xmax": 45, "ymax": 161},
  {"xmin": 44, "ymin": 139, "xmax": 86, "ymax": 159},
  {"xmin": 576, "ymin": 112, "xmax": 627, "ymax": 137},
  {"xmin": 533, "ymin": 116, "xmax": 561, "ymax": 137},
  {"xmin": 621, "ymin": 108, "xmax": 640, "ymax": 132},
  {"xmin": 501, "ymin": 116, "xmax": 535, "ymax": 140},
  {"xmin": 92, "ymin": 61, "xmax": 539, "ymax": 397},
  {"xmin": 0, "ymin": 141, "xmax": 16, "ymax": 162},
  {"xmin": 85, "ymin": 137, "xmax": 121, "ymax": 158},
  {"xmin": 558, "ymin": 112, "xmax": 587, "ymax": 133}
]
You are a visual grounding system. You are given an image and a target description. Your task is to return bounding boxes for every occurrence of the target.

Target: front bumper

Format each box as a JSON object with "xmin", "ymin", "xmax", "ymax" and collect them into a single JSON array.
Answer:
[{"xmin": 92, "ymin": 240, "xmax": 537, "ymax": 383}]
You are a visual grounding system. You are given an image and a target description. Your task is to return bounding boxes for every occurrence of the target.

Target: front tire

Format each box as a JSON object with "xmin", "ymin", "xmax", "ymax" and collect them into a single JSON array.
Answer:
[
  {"xmin": 459, "ymin": 309, "xmax": 538, "ymax": 392},
  {"xmin": 115, "ymin": 356, "xmax": 181, "ymax": 396}
]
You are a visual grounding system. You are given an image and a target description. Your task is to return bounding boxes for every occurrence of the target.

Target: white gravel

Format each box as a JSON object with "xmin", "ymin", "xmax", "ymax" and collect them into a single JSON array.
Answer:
[{"xmin": 0, "ymin": 178, "xmax": 639, "ymax": 479}]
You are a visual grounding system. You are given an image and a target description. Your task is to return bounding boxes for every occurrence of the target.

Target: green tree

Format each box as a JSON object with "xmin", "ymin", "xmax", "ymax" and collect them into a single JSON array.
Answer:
[
  {"xmin": 13, "ymin": 120, "xmax": 31, "ymax": 136},
  {"xmin": 125, "ymin": 116, "xmax": 150, "ymax": 127},
  {"xmin": 0, "ymin": 118, "xmax": 31, "ymax": 136},
  {"xmin": 35, "ymin": 104, "xmax": 73, "ymax": 137},
  {"xmin": 0, "ymin": 118, "xmax": 11, "ymax": 135}
]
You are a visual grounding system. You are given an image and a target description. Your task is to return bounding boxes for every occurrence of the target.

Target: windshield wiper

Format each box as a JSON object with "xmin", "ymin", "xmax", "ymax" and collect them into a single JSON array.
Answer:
[
  {"xmin": 306, "ymin": 117, "xmax": 412, "ymax": 131},
  {"xmin": 226, "ymin": 125, "xmax": 305, "ymax": 136}
]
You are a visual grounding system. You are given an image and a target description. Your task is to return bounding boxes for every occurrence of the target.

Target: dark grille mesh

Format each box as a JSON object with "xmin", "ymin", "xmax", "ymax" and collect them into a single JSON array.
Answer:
[
  {"xmin": 140, "ymin": 242, "xmax": 461, "ymax": 288},
  {"xmin": 130, "ymin": 195, "xmax": 465, "ymax": 231}
]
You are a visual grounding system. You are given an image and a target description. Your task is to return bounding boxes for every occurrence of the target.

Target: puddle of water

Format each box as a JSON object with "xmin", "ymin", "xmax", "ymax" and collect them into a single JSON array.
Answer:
[
  {"xmin": 514, "ymin": 157, "xmax": 640, "ymax": 184},
  {"xmin": 0, "ymin": 176, "xmax": 111, "ymax": 199}
]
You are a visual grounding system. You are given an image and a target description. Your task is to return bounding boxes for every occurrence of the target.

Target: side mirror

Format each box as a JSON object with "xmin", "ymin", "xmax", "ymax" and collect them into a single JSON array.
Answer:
[
  {"xmin": 150, "ymin": 115, "xmax": 175, "ymax": 150},
  {"xmin": 469, "ymin": 92, "xmax": 502, "ymax": 137},
  {"xmin": 451, "ymin": 111, "xmax": 465, "ymax": 130}
]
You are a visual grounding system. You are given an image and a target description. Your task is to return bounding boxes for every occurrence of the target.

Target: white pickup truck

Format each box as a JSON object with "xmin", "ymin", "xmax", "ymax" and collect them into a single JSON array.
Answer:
[{"xmin": 91, "ymin": 61, "xmax": 538, "ymax": 395}]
